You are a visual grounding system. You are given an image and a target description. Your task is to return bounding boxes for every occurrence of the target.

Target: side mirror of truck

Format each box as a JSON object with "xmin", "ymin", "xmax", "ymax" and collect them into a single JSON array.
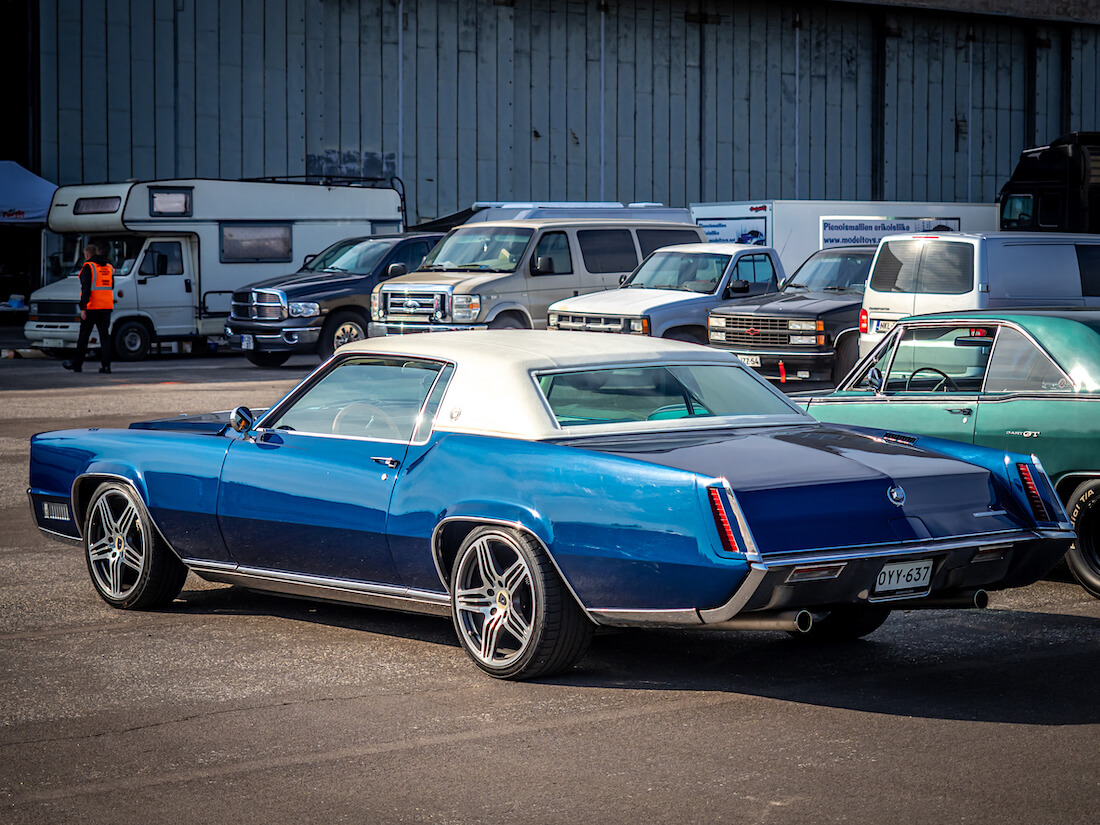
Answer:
[
  {"xmin": 532, "ymin": 257, "xmax": 555, "ymax": 275},
  {"xmin": 302, "ymin": 254, "xmax": 316, "ymax": 267},
  {"xmin": 619, "ymin": 274, "xmax": 629, "ymax": 285},
  {"xmin": 385, "ymin": 262, "xmax": 408, "ymax": 279},
  {"xmin": 726, "ymin": 279, "xmax": 750, "ymax": 297}
]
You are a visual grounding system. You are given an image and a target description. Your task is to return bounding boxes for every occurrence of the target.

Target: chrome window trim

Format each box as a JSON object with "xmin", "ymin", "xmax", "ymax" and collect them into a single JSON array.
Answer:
[{"xmin": 982, "ymin": 321, "xmax": 1077, "ymax": 393}]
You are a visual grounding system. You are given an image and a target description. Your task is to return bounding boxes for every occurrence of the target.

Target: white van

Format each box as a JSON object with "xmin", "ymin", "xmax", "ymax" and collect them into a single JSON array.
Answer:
[{"xmin": 859, "ymin": 231, "xmax": 1100, "ymax": 355}]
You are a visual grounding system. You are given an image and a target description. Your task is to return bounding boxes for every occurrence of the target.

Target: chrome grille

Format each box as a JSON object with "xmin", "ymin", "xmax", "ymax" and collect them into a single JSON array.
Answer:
[
  {"xmin": 554, "ymin": 313, "xmax": 627, "ymax": 333},
  {"xmin": 711, "ymin": 315, "xmax": 797, "ymax": 347},
  {"xmin": 384, "ymin": 290, "xmax": 445, "ymax": 320},
  {"xmin": 230, "ymin": 289, "xmax": 287, "ymax": 321}
]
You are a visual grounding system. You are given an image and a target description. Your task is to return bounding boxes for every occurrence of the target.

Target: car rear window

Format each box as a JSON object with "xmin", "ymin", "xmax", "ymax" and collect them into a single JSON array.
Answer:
[
  {"xmin": 917, "ymin": 242, "xmax": 974, "ymax": 294},
  {"xmin": 637, "ymin": 228, "xmax": 703, "ymax": 257},
  {"xmin": 537, "ymin": 364, "xmax": 796, "ymax": 426},
  {"xmin": 577, "ymin": 229, "xmax": 639, "ymax": 273},
  {"xmin": 870, "ymin": 241, "xmax": 921, "ymax": 292}
]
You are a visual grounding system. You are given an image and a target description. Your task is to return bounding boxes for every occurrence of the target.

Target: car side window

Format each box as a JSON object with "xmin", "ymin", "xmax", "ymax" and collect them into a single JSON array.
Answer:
[
  {"xmin": 984, "ymin": 327, "xmax": 1073, "ymax": 393},
  {"xmin": 139, "ymin": 241, "xmax": 184, "ymax": 276},
  {"xmin": 882, "ymin": 325, "xmax": 992, "ymax": 393},
  {"xmin": 267, "ymin": 356, "xmax": 445, "ymax": 441},
  {"xmin": 1077, "ymin": 245, "xmax": 1100, "ymax": 297},
  {"xmin": 734, "ymin": 254, "xmax": 776, "ymax": 285},
  {"xmin": 391, "ymin": 242, "xmax": 431, "ymax": 272},
  {"xmin": 532, "ymin": 231, "xmax": 573, "ymax": 275},
  {"xmin": 577, "ymin": 229, "xmax": 638, "ymax": 274}
]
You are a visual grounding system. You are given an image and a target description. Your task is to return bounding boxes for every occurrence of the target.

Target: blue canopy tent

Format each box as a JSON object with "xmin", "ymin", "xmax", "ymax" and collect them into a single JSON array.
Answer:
[{"xmin": 0, "ymin": 162, "xmax": 58, "ymax": 306}]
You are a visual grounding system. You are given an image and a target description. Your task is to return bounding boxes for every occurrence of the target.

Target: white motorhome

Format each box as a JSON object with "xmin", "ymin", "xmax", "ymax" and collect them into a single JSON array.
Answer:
[
  {"xmin": 26, "ymin": 178, "xmax": 403, "ymax": 359},
  {"xmin": 690, "ymin": 200, "xmax": 998, "ymax": 274}
]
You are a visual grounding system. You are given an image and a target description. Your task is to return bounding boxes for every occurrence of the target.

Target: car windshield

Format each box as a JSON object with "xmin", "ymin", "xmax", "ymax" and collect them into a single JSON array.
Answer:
[
  {"xmin": 785, "ymin": 250, "xmax": 873, "ymax": 293},
  {"xmin": 306, "ymin": 239, "xmax": 392, "ymax": 275},
  {"xmin": 622, "ymin": 251, "xmax": 732, "ymax": 293},
  {"xmin": 420, "ymin": 227, "xmax": 534, "ymax": 272},
  {"xmin": 538, "ymin": 364, "xmax": 798, "ymax": 426}
]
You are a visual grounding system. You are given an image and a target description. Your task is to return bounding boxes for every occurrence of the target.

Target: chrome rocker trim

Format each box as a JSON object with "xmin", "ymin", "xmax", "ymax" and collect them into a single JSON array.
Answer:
[{"xmin": 184, "ymin": 560, "xmax": 453, "ymax": 617}]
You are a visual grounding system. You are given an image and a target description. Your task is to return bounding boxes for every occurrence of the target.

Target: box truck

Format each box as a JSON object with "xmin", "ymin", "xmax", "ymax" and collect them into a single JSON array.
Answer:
[
  {"xmin": 999, "ymin": 132, "xmax": 1100, "ymax": 234},
  {"xmin": 25, "ymin": 178, "xmax": 403, "ymax": 359}
]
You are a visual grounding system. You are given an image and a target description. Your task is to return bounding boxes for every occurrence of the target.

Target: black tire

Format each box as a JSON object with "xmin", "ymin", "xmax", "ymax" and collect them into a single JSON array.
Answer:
[
  {"xmin": 319, "ymin": 309, "xmax": 369, "ymax": 358},
  {"xmin": 791, "ymin": 605, "xmax": 891, "ymax": 642},
  {"xmin": 450, "ymin": 526, "xmax": 593, "ymax": 680},
  {"xmin": 83, "ymin": 482, "xmax": 188, "ymax": 609},
  {"xmin": 832, "ymin": 336, "xmax": 859, "ymax": 386},
  {"xmin": 246, "ymin": 351, "xmax": 291, "ymax": 368},
  {"xmin": 1065, "ymin": 480, "xmax": 1100, "ymax": 599},
  {"xmin": 662, "ymin": 328, "xmax": 707, "ymax": 345},
  {"xmin": 112, "ymin": 319, "xmax": 152, "ymax": 361},
  {"xmin": 488, "ymin": 314, "xmax": 526, "ymax": 330}
]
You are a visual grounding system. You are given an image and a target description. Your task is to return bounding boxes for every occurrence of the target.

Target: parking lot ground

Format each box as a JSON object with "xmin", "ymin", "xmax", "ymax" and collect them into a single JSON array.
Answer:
[{"xmin": 2, "ymin": 353, "xmax": 1099, "ymax": 825}]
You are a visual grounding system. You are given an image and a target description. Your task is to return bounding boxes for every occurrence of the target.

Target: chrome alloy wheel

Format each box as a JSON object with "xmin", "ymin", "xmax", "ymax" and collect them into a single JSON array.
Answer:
[
  {"xmin": 86, "ymin": 488, "xmax": 148, "ymax": 601},
  {"xmin": 453, "ymin": 531, "xmax": 535, "ymax": 668},
  {"xmin": 333, "ymin": 319, "xmax": 366, "ymax": 348}
]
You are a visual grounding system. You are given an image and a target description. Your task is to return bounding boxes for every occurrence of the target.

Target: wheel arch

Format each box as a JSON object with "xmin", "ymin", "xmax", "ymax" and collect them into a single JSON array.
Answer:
[
  {"xmin": 1055, "ymin": 472, "xmax": 1100, "ymax": 502},
  {"xmin": 431, "ymin": 512, "xmax": 595, "ymax": 621},
  {"xmin": 109, "ymin": 313, "xmax": 156, "ymax": 336},
  {"xmin": 71, "ymin": 471, "xmax": 183, "ymax": 562},
  {"xmin": 660, "ymin": 324, "xmax": 708, "ymax": 344},
  {"xmin": 483, "ymin": 304, "xmax": 533, "ymax": 328}
]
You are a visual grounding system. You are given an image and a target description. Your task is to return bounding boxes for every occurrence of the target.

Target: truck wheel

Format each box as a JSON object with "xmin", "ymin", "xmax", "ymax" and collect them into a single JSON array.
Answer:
[
  {"xmin": 112, "ymin": 320, "xmax": 151, "ymax": 361},
  {"xmin": 246, "ymin": 351, "xmax": 291, "ymax": 368},
  {"xmin": 319, "ymin": 310, "xmax": 368, "ymax": 358},
  {"xmin": 488, "ymin": 314, "xmax": 526, "ymax": 330},
  {"xmin": 1066, "ymin": 480, "xmax": 1100, "ymax": 598},
  {"xmin": 832, "ymin": 337, "xmax": 859, "ymax": 386}
]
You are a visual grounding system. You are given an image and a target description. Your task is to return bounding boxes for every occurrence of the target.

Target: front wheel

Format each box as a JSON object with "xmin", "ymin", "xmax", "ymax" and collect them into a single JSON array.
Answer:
[
  {"xmin": 84, "ymin": 482, "xmax": 188, "ymax": 609},
  {"xmin": 791, "ymin": 605, "xmax": 891, "ymax": 642},
  {"xmin": 319, "ymin": 310, "xmax": 368, "ymax": 358},
  {"xmin": 112, "ymin": 319, "xmax": 151, "ymax": 361},
  {"xmin": 450, "ymin": 526, "xmax": 593, "ymax": 680},
  {"xmin": 1066, "ymin": 480, "xmax": 1100, "ymax": 598}
]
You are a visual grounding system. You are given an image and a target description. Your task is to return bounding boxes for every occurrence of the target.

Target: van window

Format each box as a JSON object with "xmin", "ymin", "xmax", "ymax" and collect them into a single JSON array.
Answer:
[
  {"xmin": 989, "ymin": 244, "xmax": 1080, "ymax": 299},
  {"xmin": 637, "ymin": 228, "xmax": 702, "ymax": 257},
  {"xmin": 984, "ymin": 327, "xmax": 1072, "ymax": 392},
  {"xmin": 533, "ymin": 231, "xmax": 573, "ymax": 275},
  {"xmin": 221, "ymin": 223, "xmax": 292, "ymax": 263},
  {"xmin": 870, "ymin": 241, "xmax": 921, "ymax": 292},
  {"xmin": 139, "ymin": 241, "xmax": 184, "ymax": 276},
  {"xmin": 1077, "ymin": 246, "xmax": 1100, "ymax": 297},
  {"xmin": 917, "ymin": 243, "xmax": 974, "ymax": 294},
  {"xmin": 577, "ymin": 229, "xmax": 638, "ymax": 273}
]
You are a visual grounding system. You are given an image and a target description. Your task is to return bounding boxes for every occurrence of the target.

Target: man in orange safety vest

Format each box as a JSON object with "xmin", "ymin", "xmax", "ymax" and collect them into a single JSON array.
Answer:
[{"xmin": 62, "ymin": 243, "xmax": 115, "ymax": 373}]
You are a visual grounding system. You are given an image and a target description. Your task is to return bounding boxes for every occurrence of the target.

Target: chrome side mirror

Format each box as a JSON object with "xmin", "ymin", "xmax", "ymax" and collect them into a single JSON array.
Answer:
[{"xmin": 230, "ymin": 406, "xmax": 254, "ymax": 433}]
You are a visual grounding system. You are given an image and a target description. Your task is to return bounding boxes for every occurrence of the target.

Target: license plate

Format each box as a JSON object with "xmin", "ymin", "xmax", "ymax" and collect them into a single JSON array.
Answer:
[
  {"xmin": 241, "ymin": 334, "xmax": 254, "ymax": 350},
  {"xmin": 874, "ymin": 558, "xmax": 933, "ymax": 596},
  {"xmin": 738, "ymin": 354, "xmax": 761, "ymax": 367},
  {"xmin": 873, "ymin": 319, "xmax": 896, "ymax": 334}
]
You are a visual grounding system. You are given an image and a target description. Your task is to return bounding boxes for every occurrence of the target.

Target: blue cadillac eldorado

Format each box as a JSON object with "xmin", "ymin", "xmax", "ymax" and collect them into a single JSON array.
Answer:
[{"xmin": 27, "ymin": 331, "xmax": 1074, "ymax": 679}]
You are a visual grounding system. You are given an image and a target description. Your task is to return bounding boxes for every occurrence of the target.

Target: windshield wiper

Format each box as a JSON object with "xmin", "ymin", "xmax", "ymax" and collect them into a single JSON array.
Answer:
[
  {"xmin": 323, "ymin": 266, "xmax": 349, "ymax": 273},
  {"xmin": 785, "ymin": 282, "xmax": 810, "ymax": 289},
  {"xmin": 822, "ymin": 285, "xmax": 858, "ymax": 292}
]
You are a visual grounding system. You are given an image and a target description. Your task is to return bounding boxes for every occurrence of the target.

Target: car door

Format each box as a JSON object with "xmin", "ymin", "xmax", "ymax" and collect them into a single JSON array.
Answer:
[
  {"xmin": 806, "ymin": 322, "xmax": 990, "ymax": 444},
  {"xmin": 524, "ymin": 230, "xmax": 578, "ymax": 327},
  {"xmin": 216, "ymin": 354, "xmax": 447, "ymax": 585},
  {"xmin": 134, "ymin": 238, "xmax": 196, "ymax": 336},
  {"xmin": 973, "ymin": 325, "xmax": 1084, "ymax": 480}
]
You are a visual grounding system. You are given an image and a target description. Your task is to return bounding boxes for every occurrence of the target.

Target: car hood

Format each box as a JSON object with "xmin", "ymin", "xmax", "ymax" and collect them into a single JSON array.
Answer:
[
  {"xmin": 29, "ymin": 276, "xmax": 82, "ymax": 301},
  {"xmin": 238, "ymin": 270, "xmax": 370, "ymax": 297},
  {"xmin": 550, "ymin": 288, "xmax": 709, "ymax": 315},
  {"xmin": 714, "ymin": 289, "xmax": 861, "ymax": 316},
  {"xmin": 574, "ymin": 424, "xmax": 1019, "ymax": 556}
]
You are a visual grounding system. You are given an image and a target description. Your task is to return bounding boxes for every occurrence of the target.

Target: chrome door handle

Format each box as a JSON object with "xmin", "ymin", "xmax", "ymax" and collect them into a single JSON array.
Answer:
[
  {"xmin": 946, "ymin": 408, "xmax": 973, "ymax": 416},
  {"xmin": 371, "ymin": 456, "xmax": 400, "ymax": 469}
]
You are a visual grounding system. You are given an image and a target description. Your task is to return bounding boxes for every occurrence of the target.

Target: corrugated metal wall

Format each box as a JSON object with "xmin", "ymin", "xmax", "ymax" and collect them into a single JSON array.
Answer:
[{"xmin": 37, "ymin": 0, "xmax": 1100, "ymax": 223}]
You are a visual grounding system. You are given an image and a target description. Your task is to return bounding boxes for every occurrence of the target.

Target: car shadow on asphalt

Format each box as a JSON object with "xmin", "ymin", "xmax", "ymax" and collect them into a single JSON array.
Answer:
[{"xmin": 166, "ymin": 581, "xmax": 1099, "ymax": 726}]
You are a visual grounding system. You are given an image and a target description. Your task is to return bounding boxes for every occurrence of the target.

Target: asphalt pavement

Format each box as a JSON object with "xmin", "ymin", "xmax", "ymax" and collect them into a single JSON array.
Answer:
[{"xmin": 2, "ymin": 349, "xmax": 1098, "ymax": 825}]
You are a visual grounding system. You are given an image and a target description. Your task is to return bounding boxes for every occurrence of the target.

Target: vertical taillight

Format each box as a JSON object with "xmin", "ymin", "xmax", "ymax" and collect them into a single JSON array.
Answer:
[
  {"xmin": 859, "ymin": 308, "xmax": 868, "ymax": 334},
  {"xmin": 708, "ymin": 487, "xmax": 740, "ymax": 555},
  {"xmin": 1016, "ymin": 463, "xmax": 1051, "ymax": 522}
]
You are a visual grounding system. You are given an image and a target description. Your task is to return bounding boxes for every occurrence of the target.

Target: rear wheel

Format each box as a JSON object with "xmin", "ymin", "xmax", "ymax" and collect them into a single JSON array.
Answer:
[
  {"xmin": 112, "ymin": 319, "xmax": 151, "ymax": 361},
  {"xmin": 1066, "ymin": 480, "xmax": 1100, "ymax": 598},
  {"xmin": 450, "ymin": 526, "xmax": 592, "ymax": 680},
  {"xmin": 791, "ymin": 605, "xmax": 891, "ymax": 642},
  {"xmin": 246, "ymin": 351, "xmax": 291, "ymax": 368},
  {"xmin": 84, "ymin": 482, "xmax": 187, "ymax": 609},
  {"xmin": 319, "ymin": 310, "xmax": 368, "ymax": 358}
]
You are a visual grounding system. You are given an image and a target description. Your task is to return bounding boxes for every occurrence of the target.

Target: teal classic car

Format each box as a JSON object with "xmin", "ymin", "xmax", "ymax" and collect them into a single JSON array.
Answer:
[{"xmin": 800, "ymin": 309, "xmax": 1100, "ymax": 597}]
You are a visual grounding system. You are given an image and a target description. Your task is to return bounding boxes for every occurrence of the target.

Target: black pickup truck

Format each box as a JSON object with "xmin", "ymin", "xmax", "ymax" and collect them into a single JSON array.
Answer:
[{"xmin": 224, "ymin": 233, "xmax": 442, "ymax": 366}]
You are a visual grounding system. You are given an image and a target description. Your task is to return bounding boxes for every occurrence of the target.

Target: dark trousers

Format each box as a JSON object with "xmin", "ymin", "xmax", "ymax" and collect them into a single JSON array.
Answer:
[{"xmin": 73, "ymin": 309, "xmax": 113, "ymax": 369}]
